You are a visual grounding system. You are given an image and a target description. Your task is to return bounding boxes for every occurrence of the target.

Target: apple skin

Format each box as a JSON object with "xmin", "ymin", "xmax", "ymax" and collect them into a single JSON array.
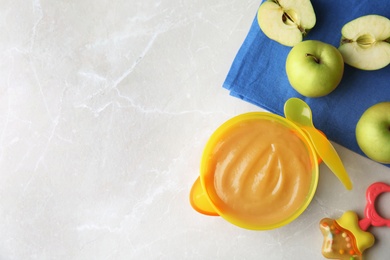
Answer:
[
  {"xmin": 356, "ymin": 102, "xmax": 390, "ymax": 164},
  {"xmin": 286, "ymin": 40, "xmax": 344, "ymax": 97}
]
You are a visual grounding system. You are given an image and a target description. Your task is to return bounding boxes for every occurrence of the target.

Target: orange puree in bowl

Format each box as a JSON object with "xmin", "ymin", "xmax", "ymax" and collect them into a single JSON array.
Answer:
[{"xmin": 203, "ymin": 118, "xmax": 315, "ymax": 228}]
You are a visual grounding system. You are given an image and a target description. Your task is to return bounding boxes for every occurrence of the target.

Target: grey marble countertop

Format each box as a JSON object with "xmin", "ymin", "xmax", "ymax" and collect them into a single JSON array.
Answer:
[{"xmin": 1, "ymin": 0, "xmax": 389, "ymax": 259}]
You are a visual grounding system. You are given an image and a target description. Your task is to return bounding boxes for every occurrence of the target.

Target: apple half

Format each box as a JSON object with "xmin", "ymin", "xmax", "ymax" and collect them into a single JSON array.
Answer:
[
  {"xmin": 257, "ymin": 0, "xmax": 316, "ymax": 47},
  {"xmin": 339, "ymin": 15, "xmax": 390, "ymax": 70}
]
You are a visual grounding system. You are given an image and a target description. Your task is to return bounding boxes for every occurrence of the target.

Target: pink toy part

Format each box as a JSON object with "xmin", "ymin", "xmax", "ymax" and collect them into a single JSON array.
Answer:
[{"xmin": 359, "ymin": 182, "xmax": 390, "ymax": 231}]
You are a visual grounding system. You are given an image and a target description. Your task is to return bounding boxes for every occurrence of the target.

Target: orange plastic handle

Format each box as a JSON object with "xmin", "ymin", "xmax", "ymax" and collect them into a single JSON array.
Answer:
[{"xmin": 189, "ymin": 177, "xmax": 219, "ymax": 216}]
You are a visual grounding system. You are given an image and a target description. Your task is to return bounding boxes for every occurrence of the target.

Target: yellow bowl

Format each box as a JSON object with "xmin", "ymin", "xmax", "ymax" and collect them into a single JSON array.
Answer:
[{"xmin": 190, "ymin": 112, "xmax": 319, "ymax": 230}]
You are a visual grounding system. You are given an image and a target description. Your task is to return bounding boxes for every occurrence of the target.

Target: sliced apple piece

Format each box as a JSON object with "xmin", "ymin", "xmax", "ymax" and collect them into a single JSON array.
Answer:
[
  {"xmin": 257, "ymin": 0, "xmax": 316, "ymax": 47},
  {"xmin": 339, "ymin": 15, "xmax": 390, "ymax": 70}
]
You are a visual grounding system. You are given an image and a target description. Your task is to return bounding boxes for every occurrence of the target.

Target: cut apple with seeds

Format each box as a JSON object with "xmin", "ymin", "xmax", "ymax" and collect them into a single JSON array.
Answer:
[
  {"xmin": 257, "ymin": 0, "xmax": 316, "ymax": 47},
  {"xmin": 339, "ymin": 15, "xmax": 390, "ymax": 70}
]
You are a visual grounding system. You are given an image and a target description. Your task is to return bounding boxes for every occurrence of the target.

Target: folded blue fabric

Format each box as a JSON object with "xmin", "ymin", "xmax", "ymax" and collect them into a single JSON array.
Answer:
[{"xmin": 223, "ymin": 0, "xmax": 390, "ymax": 167}]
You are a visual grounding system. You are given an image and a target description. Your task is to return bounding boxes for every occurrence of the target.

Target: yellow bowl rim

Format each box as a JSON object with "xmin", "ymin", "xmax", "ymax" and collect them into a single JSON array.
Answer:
[{"xmin": 199, "ymin": 112, "xmax": 319, "ymax": 230}]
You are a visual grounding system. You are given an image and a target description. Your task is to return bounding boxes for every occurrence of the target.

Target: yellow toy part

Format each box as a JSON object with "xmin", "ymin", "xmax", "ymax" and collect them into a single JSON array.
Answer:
[
  {"xmin": 320, "ymin": 182, "xmax": 390, "ymax": 259},
  {"xmin": 320, "ymin": 216, "xmax": 365, "ymax": 260},
  {"xmin": 336, "ymin": 211, "xmax": 375, "ymax": 254}
]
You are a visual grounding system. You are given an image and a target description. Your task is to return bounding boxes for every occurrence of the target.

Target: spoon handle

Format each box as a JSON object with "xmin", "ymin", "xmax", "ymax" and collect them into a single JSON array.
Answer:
[{"xmin": 302, "ymin": 126, "xmax": 353, "ymax": 190}]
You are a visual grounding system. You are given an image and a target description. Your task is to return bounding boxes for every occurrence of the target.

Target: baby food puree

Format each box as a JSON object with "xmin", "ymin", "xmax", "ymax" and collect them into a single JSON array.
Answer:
[{"xmin": 192, "ymin": 112, "xmax": 318, "ymax": 230}]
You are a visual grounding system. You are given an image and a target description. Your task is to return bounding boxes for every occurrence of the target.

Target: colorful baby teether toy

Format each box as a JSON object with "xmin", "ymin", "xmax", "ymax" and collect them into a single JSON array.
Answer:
[{"xmin": 319, "ymin": 182, "xmax": 390, "ymax": 259}]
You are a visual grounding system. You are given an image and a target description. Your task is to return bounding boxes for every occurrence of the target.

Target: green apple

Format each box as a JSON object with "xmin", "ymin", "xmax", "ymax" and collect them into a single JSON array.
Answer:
[
  {"xmin": 257, "ymin": 0, "xmax": 316, "ymax": 46},
  {"xmin": 339, "ymin": 15, "xmax": 390, "ymax": 70},
  {"xmin": 356, "ymin": 102, "xmax": 390, "ymax": 164},
  {"xmin": 285, "ymin": 40, "xmax": 344, "ymax": 97}
]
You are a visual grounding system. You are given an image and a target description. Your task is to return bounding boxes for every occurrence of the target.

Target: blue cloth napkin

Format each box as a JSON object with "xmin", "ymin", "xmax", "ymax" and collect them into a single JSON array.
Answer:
[{"xmin": 223, "ymin": 0, "xmax": 390, "ymax": 167}]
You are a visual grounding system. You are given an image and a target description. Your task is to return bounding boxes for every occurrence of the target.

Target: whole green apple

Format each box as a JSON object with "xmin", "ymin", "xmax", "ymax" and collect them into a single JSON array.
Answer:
[
  {"xmin": 356, "ymin": 102, "xmax": 390, "ymax": 164},
  {"xmin": 286, "ymin": 40, "xmax": 344, "ymax": 97}
]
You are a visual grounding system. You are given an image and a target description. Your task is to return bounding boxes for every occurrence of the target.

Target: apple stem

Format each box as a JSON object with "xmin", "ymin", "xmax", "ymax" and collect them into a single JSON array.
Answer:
[{"xmin": 306, "ymin": 53, "xmax": 320, "ymax": 64}]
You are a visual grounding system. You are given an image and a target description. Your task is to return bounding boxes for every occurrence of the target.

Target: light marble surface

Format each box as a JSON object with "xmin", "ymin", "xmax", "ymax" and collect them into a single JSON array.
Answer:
[{"xmin": 1, "ymin": 0, "xmax": 389, "ymax": 259}]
